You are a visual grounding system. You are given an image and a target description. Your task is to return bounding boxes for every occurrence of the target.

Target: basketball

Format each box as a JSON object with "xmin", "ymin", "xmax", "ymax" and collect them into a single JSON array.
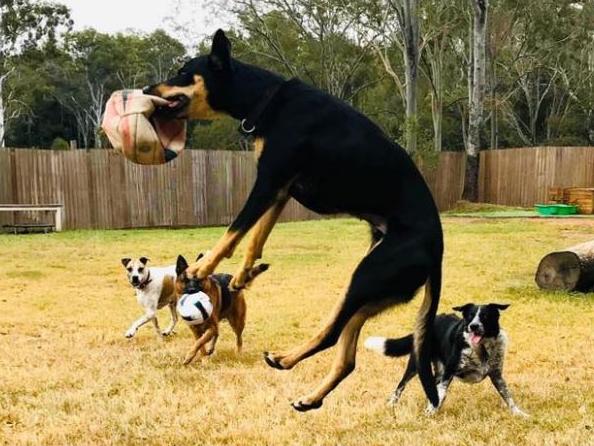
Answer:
[{"xmin": 101, "ymin": 89, "xmax": 186, "ymax": 165}]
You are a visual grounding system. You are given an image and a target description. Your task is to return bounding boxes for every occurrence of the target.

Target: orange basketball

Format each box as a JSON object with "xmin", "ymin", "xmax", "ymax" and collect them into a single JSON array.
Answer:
[{"xmin": 102, "ymin": 89, "xmax": 187, "ymax": 165}]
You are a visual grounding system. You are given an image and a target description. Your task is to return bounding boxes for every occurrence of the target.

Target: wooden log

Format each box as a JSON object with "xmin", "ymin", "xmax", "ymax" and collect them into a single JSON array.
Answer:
[{"xmin": 535, "ymin": 240, "xmax": 594, "ymax": 291}]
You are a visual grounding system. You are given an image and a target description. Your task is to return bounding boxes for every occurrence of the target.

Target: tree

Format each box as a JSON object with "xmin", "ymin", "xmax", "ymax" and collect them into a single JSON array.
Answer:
[
  {"xmin": 0, "ymin": 0, "xmax": 72, "ymax": 147},
  {"xmin": 462, "ymin": 0, "xmax": 488, "ymax": 202}
]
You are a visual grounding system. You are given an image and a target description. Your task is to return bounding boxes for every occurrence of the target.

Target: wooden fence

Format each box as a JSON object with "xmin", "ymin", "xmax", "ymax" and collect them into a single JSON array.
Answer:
[
  {"xmin": 0, "ymin": 148, "xmax": 466, "ymax": 230},
  {"xmin": 479, "ymin": 147, "xmax": 594, "ymax": 207}
]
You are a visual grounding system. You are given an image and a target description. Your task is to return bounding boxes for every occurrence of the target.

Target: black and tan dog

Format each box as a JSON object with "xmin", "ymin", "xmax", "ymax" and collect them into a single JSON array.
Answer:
[
  {"xmin": 145, "ymin": 30, "xmax": 443, "ymax": 411},
  {"xmin": 175, "ymin": 254, "xmax": 268, "ymax": 365}
]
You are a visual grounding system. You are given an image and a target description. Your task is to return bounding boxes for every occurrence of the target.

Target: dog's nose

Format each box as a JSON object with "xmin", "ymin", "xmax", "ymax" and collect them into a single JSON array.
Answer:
[
  {"xmin": 142, "ymin": 85, "xmax": 153, "ymax": 95},
  {"xmin": 132, "ymin": 276, "xmax": 139, "ymax": 284},
  {"xmin": 469, "ymin": 323, "xmax": 480, "ymax": 332}
]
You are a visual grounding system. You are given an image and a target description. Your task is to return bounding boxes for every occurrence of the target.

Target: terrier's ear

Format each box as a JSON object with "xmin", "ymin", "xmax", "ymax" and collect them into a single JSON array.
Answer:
[
  {"xmin": 139, "ymin": 257, "xmax": 149, "ymax": 265},
  {"xmin": 121, "ymin": 258, "xmax": 131, "ymax": 267},
  {"xmin": 176, "ymin": 255, "xmax": 189, "ymax": 276}
]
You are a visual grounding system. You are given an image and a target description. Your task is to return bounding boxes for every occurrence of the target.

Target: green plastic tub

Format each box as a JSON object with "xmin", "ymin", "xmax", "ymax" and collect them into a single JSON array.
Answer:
[{"xmin": 535, "ymin": 204, "xmax": 578, "ymax": 216}]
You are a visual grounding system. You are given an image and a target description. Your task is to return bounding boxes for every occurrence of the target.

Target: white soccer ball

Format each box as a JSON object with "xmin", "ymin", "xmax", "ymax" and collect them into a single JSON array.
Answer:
[{"xmin": 177, "ymin": 291, "xmax": 213, "ymax": 325}]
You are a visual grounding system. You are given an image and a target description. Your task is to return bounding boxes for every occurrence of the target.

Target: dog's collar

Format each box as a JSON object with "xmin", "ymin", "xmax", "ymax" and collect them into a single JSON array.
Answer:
[
  {"xmin": 136, "ymin": 271, "xmax": 152, "ymax": 290},
  {"xmin": 238, "ymin": 79, "xmax": 293, "ymax": 137}
]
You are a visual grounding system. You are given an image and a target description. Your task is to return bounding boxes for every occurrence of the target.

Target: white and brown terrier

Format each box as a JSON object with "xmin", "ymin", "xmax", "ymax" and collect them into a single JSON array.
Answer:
[{"xmin": 121, "ymin": 257, "xmax": 178, "ymax": 339}]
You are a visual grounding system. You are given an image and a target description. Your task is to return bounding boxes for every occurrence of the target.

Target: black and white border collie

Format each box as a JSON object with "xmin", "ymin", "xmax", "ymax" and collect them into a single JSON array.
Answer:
[{"xmin": 365, "ymin": 303, "xmax": 528, "ymax": 417}]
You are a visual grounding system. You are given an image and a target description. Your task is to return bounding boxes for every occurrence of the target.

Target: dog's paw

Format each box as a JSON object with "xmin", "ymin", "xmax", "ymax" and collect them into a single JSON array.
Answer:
[
  {"xmin": 263, "ymin": 352, "xmax": 290, "ymax": 370},
  {"xmin": 291, "ymin": 399, "xmax": 323, "ymax": 412},
  {"xmin": 511, "ymin": 407, "xmax": 530, "ymax": 418},
  {"xmin": 182, "ymin": 355, "xmax": 194, "ymax": 365},
  {"xmin": 124, "ymin": 329, "xmax": 136, "ymax": 338},
  {"xmin": 387, "ymin": 389, "xmax": 402, "ymax": 407},
  {"xmin": 424, "ymin": 403, "xmax": 439, "ymax": 416},
  {"xmin": 162, "ymin": 329, "xmax": 175, "ymax": 337}
]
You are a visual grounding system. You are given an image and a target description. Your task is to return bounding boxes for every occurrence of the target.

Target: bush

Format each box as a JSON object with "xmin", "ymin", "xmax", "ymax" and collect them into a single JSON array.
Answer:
[{"xmin": 51, "ymin": 137, "xmax": 70, "ymax": 150}]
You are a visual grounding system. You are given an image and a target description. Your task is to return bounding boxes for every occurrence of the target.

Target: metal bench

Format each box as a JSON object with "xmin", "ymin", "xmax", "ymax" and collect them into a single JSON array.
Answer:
[{"xmin": 0, "ymin": 204, "xmax": 65, "ymax": 232}]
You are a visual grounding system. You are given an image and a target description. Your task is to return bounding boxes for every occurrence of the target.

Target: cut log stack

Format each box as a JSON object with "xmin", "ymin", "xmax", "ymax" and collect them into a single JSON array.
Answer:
[
  {"xmin": 547, "ymin": 186, "xmax": 594, "ymax": 214},
  {"xmin": 564, "ymin": 187, "xmax": 594, "ymax": 214},
  {"xmin": 535, "ymin": 240, "xmax": 594, "ymax": 292}
]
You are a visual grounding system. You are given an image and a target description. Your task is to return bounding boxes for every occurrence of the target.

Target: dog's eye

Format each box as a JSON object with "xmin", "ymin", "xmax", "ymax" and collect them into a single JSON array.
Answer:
[
  {"xmin": 138, "ymin": 267, "xmax": 144, "ymax": 273},
  {"xmin": 127, "ymin": 267, "xmax": 132, "ymax": 272}
]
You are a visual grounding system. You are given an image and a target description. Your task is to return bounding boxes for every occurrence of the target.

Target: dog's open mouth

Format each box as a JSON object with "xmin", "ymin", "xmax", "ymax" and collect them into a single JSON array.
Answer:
[
  {"xmin": 154, "ymin": 94, "xmax": 190, "ymax": 118},
  {"xmin": 469, "ymin": 332, "xmax": 483, "ymax": 347}
]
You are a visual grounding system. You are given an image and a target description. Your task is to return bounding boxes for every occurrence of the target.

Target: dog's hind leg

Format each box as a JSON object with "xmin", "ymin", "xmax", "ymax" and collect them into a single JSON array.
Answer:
[
  {"xmin": 162, "ymin": 302, "xmax": 178, "ymax": 336},
  {"xmin": 264, "ymin": 291, "xmax": 363, "ymax": 371},
  {"xmin": 228, "ymin": 294, "xmax": 247, "ymax": 354},
  {"xmin": 264, "ymin": 232, "xmax": 431, "ymax": 372},
  {"xmin": 388, "ymin": 355, "xmax": 417, "ymax": 406},
  {"xmin": 291, "ymin": 309, "xmax": 369, "ymax": 411},
  {"xmin": 151, "ymin": 315, "xmax": 164, "ymax": 340}
]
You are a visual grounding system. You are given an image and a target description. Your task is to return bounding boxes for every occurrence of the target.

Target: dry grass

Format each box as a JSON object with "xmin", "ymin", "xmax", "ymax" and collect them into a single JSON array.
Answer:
[{"xmin": 1, "ymin": 218, "xmax": 593, "ymax": 446}]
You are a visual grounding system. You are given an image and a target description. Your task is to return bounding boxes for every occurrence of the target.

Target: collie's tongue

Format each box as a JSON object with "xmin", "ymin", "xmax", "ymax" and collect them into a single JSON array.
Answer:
[{"xmin": 470, "ymin": 333, "xmax": 482, "ymax": 346}]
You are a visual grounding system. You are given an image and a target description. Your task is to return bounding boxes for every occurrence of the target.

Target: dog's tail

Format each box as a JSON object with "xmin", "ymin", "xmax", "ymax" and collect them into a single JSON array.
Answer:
[
  {"xmin": 364, "ymin": 334, "xmax": 413, "ymax": 357},
  {"xmin": 414, "ymin": 263, "xmax": 441, "ymax": 408},
  {"xmin": 242, "ymin": 263, "xmax": 270, "ymax": 287}
]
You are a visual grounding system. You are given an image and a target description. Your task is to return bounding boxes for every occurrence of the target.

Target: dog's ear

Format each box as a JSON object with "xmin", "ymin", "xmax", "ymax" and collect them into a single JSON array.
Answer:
[
  {"xmin": 139, "ymin": 257, "xmax": 149, "ymax": 265},
  {"xmin": 121, "ymin": 258, "xmax": 131, "ymax": 267},
  {"xmin": 209, "ymin": 29, "xmax": 231, "ymax": 71},
  {"xmin": 452, "ymin": 303, "xmax": 474, "ymax": 313},
  {"xmin": 176, "ymin": 255, "xmax": 189, "ymax": 276},
  {"xmin": 489, "ymin": 303, "xmax": 510, "ymax": 311},
  {"xmin": 196, "ymin": 252, "xmax": 205, "ymax": 262}
]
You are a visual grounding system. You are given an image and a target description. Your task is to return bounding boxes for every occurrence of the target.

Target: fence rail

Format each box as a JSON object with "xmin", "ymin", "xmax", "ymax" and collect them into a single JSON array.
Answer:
[{"xmin": 0, "ymin": 148, "xmax": 464, "ymax": 230}]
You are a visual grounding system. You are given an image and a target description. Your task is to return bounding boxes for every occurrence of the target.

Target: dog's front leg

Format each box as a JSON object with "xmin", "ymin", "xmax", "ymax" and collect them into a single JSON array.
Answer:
[
  {"xmin": 125, "ymin": 312, "xmax": 155, "ymax": 338},
  {"xmin": 489, "ymin": 371, "xmax": 529, "ymax": 417},
  {"xmin": 231, "ymin": 193, "xmax": 289, "ymax": 290},
  {"xmin": 183, "ymin": 324, "xmax": 218, "ymax": 365},
  {"xmin": 188, "ymin": 162, "xmax": 297, "ymax": 280}
]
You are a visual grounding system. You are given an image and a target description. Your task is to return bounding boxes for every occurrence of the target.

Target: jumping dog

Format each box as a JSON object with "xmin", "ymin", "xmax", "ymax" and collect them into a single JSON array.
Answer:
[
  {"xmin": 174, "ymin": 254, "xmax": 268, "ymax": 365},
  {"xmin": 144, "ymin": 30, "xmax": 444, "ymax": 411},
  {"xmin": 365, "ymin": 303, "xmax": 528, "ymax": 416}
]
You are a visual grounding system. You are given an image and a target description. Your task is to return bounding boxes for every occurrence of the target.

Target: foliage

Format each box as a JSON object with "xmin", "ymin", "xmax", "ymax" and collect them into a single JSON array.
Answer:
[{"xmin": 0, "ymin": 0, "xmax": 593, "ymax": 151}]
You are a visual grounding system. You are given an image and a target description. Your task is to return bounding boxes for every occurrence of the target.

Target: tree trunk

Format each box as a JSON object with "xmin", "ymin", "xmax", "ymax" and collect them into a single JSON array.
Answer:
[
  {"xmin": 535, "ymin": 240, "xmax": 594, "ymax": 292},
  {"xmin": 0, "ymin": 79, "xmax": 5, "ymax": 148},
  {"xmin": 402, "ymin": 0, "xmax": 419, "ymax": 154},
  {"xmin": 489, "ymin": 45, "xmax": 497, "ymax": 150},
  {"xmin": 463, "ymin": 0, "xmax": 488, "ymax": 202},
  {"xmin": 0, "ymin": 72, "xmax": 6, "ymax": 148}
]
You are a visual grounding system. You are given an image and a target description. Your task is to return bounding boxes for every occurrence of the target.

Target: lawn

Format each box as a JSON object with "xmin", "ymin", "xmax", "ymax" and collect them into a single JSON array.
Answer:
[{"xmin": 1, "ymin": 217, "xmax": 593, "ymax": 445}]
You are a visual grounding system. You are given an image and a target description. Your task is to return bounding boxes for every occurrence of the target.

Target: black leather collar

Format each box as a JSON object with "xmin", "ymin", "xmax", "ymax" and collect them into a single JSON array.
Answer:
[
  {"xmin": 238, "ymin": 80, "xmax": 290, "ymax": 137},
  {"xmin": 136, "ymin": 271, "xmax": 152, "ymax": 290}
]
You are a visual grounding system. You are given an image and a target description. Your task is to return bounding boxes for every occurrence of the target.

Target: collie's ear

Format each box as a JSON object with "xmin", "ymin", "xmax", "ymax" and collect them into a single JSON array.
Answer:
[
  {"xmin": 452, "ymin": 303, "xmax": 474, "ymax": 313},
  {"xmin": 121, "ymin": 258, "xmax": 131, "ymax": 267},
  {"xmin": 176, "ymin": 255, "xmax": 189, "ymax": 276},
  {"xmin": 489, "ymin": 303, "xmax": 510, "ymax": 311},
  {"xmin": 209, "ymin": 29, "xmax": 231, "ymax": 71}
]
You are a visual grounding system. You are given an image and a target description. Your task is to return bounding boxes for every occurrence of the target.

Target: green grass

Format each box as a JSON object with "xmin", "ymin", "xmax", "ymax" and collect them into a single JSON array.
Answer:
[{"xmin": 0, "ymin": 218, "xmax": 593, "ymax": 445}]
